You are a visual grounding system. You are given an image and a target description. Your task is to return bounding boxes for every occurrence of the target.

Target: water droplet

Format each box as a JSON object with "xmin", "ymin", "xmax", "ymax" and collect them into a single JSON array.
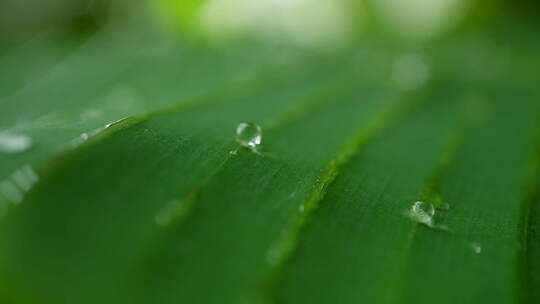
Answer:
[
  {"xmin": 236, "ymin": 122, "xmax": 262, "ymax": 149},
  {"xmin": 104, "ymin": 117, "xmax": 128, "ymax": 129},
  {"xmin": 0, "ymin": 132, "xmax": 32, "ymax": 153},
  {"xmin": 470, "ymin": 242, "xmax": 482, "ymax": 254},
  {"xmin": 299, "ymin": 205, "xmax": 305, "ymax": 212},
  {"xmin": 229, "ymin": 150, "xmax": 238, "ymax": 156},
  {"xmin": 71, "ymin": 133, "xmax": 89, "ymax": 148},
  {"xmin": 70, "ymin": 128, "xmax": 105, "ymax": 148},
  {"xmin": 409, "ymin": 201, "xmax": 435, "ymax": 227}
]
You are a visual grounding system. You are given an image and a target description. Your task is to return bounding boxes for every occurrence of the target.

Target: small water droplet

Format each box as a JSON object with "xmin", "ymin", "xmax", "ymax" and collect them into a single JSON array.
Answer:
[
  {"xmin": 105, "ymin": 117, "xmax": 128, "ymax": 129},
  {"xmin": 0, "ymin": 132, "xmax": 32, "ymax": 153},
  {"xmin": 409, "ymin": 201, "xmax": 435, "ymax": 227},
  {"xmin": 470, "ymin": 242, "xmax": 482, "ymax": 254},
  {"xmin": 236, "ymin": 122, "xmax": 262, "ymax": 149},
  {"xmin": 229, "ymin": 150, "xmax": 238, "ymax": 156},
  {"xmin": 70, "ymin": 128, "xmax": 105, "ymax": 148},
  {"xmin": 71, "ymin": 133, "xmax": 88, "ymax": 148},
  {"xmin": 299, "ymin": 205, "xmax": 305, "ymax": 212}
]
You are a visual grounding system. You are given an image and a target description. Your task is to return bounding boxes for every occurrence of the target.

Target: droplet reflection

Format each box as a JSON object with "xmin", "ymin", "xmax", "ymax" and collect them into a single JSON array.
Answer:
[
  {"xmin": 236, "ymin": 122, "xmax": 262, "ymax": 149},
  {"xmin": 409, "ymin": 201, "xmax": 435, "ymax": 227}
]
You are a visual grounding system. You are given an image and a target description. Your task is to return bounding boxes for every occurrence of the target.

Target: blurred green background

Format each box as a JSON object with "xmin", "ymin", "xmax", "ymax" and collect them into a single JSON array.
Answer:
[{"xmin": 0, "ymin": 0, "xmax": 538, "ymax": 44}]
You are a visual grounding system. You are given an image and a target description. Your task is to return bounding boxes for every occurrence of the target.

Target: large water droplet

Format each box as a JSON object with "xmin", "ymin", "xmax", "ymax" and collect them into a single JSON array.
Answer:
[
  {"xmin": 236, "ymin": 122, "xmax": 262, "ymax": 149},
  {"xmin": 0, "ymin": 132, "xmax": 32, "ymax": 154},
  {"xmin": 409, "ymin": 201, "xmax": 435, "ymax": 227}
]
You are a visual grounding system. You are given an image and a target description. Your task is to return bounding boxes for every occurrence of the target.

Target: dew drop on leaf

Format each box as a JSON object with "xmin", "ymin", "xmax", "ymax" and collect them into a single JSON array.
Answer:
[
  {"xmin": 0, "ymin": 132, "xmax": 32, "ymax": 154},
  {"xmin": 104, "ymin": 117, "xmax": 128, "ymax": 129},
  {"xmin": 236, "ymin": 122, "xmax": 262, "ymax": 149},
  {"xmin": 409, "ymin": 201, "xmax": 435, "ymax": 227}
]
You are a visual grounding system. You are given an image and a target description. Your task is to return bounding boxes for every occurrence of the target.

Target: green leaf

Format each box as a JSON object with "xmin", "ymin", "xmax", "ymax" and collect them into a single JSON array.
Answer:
[
  {"xmin": 0, "ymin": 31, "xmax": 292, "ymax": 179},
  {"xmin": 272, "ymin": 84, "xmax": 540, "ymax": 304},
  {"xmin": 0, "ymin": 30, "xmax": 539, "ymax": 304}
]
